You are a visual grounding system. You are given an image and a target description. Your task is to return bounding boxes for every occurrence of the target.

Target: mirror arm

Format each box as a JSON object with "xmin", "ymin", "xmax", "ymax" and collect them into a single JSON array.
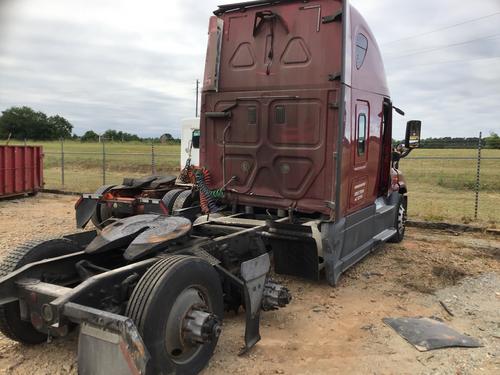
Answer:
[
  {"xmin": 399, "ymin": 147, "xmax": 412, "ymax": 159},
  {"xmin": 393, "ymin": 106, "xmax": 405, "ymax": 116}
]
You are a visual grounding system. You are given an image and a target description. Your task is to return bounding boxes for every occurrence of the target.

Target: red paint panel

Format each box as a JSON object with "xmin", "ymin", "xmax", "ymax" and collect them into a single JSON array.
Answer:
[
  {"xmin": 217, "ymin": 1, "xmax": 343, "ymax": 92},
  {"xmin": 0, "ymin": 146, "xmax": 44, "ymax": 198},
  {"xmin": 202, "ymin": 0, "xmax": 343, "ymax": 215}
]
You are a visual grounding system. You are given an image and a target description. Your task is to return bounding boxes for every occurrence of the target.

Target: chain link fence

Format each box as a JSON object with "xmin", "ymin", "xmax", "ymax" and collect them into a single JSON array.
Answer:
[
  {"xmin": 10, "ymin": 137, "xmax": 499, "ymax": 226},
  {"xmin": 39, "ymin": 139, "xmax": 180, "ymax": 193},
  {"xmin": 400, "ymin": 139, "xmax": 499, "ymax": 225}
]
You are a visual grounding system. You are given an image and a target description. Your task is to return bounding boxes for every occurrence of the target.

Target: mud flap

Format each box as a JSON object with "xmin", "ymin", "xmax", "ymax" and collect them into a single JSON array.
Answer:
[
  {"xmin": 76, "ymin": 195, "xmax": 99, "ymax": 229},
  {"xmin": 64, "ymin": 303, "xmax": 149, "ymax": 375},
  {"xmin": 239, "ymin": 253, "xmax": 270, "ymax": 355},
  {"xmin": 76, "ymin": 185, "xmax": 116, "ymax": 229}
]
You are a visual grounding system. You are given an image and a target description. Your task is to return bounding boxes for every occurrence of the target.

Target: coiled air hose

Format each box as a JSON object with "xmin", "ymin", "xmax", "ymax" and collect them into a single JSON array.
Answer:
[{"xmin": 195, "ymin": 169, "xmax": 221, "ymax": 214}]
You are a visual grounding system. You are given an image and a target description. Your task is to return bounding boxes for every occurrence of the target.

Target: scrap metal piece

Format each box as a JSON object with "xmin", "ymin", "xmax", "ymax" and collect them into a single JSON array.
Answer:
[{"xmin": 383, "ymin": 317, "xmax": 482, "ymax": 352}]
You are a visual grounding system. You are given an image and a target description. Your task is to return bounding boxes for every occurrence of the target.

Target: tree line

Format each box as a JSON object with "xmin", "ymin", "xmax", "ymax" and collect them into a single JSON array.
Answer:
[
  {"xmin": 394, "ymin": 134, "xmax": 500, "ymax": 149},
  {"xmin": 2, "ymin": 106, "xmax": 498, "ymax": 148},
  {"xmin": 0, "ymin": 106, "xmax": 179, "ymax": 143},
  {"xmin": 0, "ymin": 106, "xmax": 73, "ymax": 140}
]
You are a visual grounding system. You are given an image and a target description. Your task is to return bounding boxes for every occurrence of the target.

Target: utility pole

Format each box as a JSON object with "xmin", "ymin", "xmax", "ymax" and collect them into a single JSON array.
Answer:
[{"xmin": 195, "ymin": 79, "xmax": 199, "ymax": 118}]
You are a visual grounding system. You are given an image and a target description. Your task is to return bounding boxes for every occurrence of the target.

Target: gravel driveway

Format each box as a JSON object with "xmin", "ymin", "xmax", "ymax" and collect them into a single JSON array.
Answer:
[{"xmin": 0, "ymin": 194, "xmax": 498, "ymax": 375}]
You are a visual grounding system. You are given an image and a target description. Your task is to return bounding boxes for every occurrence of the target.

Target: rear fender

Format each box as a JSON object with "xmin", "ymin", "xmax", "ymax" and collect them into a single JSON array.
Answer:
[{"xmin": 76, "ymin": 195, "xmax": 99, "ymax": 229}]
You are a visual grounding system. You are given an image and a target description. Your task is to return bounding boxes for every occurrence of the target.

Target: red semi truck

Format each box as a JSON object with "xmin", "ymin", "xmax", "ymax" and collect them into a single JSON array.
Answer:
[{"xmin": 0, "ymin": 1, "xmax": 421, "ymax": 374}]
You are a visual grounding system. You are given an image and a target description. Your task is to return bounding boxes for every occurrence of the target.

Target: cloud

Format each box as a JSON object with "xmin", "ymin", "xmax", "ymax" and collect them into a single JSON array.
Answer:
[
  {"xmin": 0, "ymin": 0, "xmax": 214, "ymax": 137},
  {"xmin": 352, "ymin": 0, "xmax": 500, "ymax": 138},
  {"xmin": 1, "ymin": 0, "xmax": 499, "ymax": 138}
]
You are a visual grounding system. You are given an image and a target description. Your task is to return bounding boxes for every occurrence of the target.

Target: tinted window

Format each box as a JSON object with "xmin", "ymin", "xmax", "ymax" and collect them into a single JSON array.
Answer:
[
  {"xmin": 357, "ymin": 114, "xmax": 366, "ymax": 155},
  {"xmin": 355, "ymin": 33, "xmax": 368, "ymax": 69}
]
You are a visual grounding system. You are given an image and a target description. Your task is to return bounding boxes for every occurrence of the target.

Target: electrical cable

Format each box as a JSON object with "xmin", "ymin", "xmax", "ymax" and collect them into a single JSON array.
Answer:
[
  {"xmin": 386, "ymin": 33, "xmax": 500, "ymax": 59},
  {"xmin": 382, "ymin": 11, "xmax": 500, "ymax": 46},
  {"xmin": 386, "ymin": 55, "xmax": 500, "ymax": 69}
]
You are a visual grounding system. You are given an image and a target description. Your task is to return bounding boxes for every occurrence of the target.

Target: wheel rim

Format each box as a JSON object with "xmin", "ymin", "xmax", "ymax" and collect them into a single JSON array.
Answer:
[{"xmin": 164, "ymin": 286, "xmax": 220, "ymax": 365}]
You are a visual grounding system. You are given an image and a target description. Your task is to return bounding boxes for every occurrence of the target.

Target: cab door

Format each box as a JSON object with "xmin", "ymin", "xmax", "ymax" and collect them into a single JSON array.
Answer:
[{"xmin": 349, "ymin": 100, "xmax": 370, "ymax": 210}]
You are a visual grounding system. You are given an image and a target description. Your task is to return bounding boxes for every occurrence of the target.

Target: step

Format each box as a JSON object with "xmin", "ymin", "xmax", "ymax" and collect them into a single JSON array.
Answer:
[{"xmin": 373, "ymin": 228, "xmax": 397, "ymax": 243}]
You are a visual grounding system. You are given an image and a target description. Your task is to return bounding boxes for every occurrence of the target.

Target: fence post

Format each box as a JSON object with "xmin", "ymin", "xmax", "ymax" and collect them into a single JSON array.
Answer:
[
  {"xmin": 474, "ymin": 132, "xmax": 482, "ymax": 221},
  {"xmin": 151, "ymin": 140, "xmax": 156, "ymax": 175},
  {"xmin": 60, "ymin": 137, "xmax": 65, "ymax": 187},
  {"xmin": 102, "ymin": 138, "xmax": 106, "ymax": 185}
]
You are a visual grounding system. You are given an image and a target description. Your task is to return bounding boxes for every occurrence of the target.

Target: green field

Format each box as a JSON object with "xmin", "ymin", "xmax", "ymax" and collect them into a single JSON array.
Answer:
[
  {"xmin": 14, "ymin": 141, "xmax": 500, "ymax": 226},
  {"xmin": 400, "ymin": 149, "xmax": 499, "ymax": 226},
  {"xmin": 21, "ymin": 140, "xmax": 181, "ymax": 192}
]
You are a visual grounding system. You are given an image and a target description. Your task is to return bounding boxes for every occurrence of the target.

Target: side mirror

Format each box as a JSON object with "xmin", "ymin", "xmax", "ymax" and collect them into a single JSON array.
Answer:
[
  {"xmin": 405, "ymin": 120, "xmax": 421, "ymax": 149},
  {"xmin": 192, "ymin": 129, "xmax": 200, "ymax": 149}
]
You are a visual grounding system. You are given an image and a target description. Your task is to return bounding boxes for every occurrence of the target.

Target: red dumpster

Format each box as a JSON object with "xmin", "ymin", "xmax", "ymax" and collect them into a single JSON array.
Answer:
[{"xmin": 0, "ymin": 145, "xmax": 44, "ymax": 198}]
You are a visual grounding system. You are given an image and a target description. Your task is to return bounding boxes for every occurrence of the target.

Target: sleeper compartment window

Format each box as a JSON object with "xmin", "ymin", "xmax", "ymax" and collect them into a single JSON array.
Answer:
[{"xmin": 355, "ymin": 33, "xmax": 368, "ymax": 69}]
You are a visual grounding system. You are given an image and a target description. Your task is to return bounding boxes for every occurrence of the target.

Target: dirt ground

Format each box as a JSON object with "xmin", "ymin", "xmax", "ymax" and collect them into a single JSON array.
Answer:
[{"xmin": 0, "ymin": 194, "xmax": 499, "ymax": 375}]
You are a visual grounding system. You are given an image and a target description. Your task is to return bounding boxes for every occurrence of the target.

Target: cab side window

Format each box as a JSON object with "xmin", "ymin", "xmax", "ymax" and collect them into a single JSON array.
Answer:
[{"xmin": 357, "ymin": 113, "xmax": 367, "ymax": 155}]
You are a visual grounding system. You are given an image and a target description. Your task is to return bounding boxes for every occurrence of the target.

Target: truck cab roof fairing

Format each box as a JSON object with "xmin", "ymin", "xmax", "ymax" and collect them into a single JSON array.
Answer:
[
  {"xmin": 349, "ymin": 5, "xmax": 389, "ymax": 97},
  {"xmin": 215, "ymin": 0, "xmax": 308, "ymax": 15}
]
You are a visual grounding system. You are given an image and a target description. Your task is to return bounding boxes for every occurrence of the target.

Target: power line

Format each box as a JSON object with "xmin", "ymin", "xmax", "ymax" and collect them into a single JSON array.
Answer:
[
  {"xmin": 381, "ymin": 11, "xmax": 500, "ymax": 46},
  {"xmin": 387, "ymin": 33, "xmax": 500, "ymax": 59},
  {"xmin": 387, "ymin": 55, "xmax": 500, "ymax": 69}
]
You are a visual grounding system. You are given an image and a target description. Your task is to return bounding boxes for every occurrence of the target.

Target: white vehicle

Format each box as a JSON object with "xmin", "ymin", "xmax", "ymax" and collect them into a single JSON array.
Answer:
[{"xmin": 180, "ymin": 118, "xmax": 200, "ymax": 168}]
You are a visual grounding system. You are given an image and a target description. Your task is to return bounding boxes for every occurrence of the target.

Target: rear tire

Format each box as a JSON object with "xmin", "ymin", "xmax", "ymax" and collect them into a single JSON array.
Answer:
[
  {"xmin": 126, "ymin": 255, "xmax": 223, "ymax": 375},
  {"xmin": 0, "ymin": 237, "xmax": 82, "ymax": 344},
  {"xmin": 90, "ymin": 202, "xmax": 113, "ymax": 229},
  {"xmin": 388, "ymin": 195, "xmax": 407, "ymax": 243},
  {"xmin": 162, "ymin": 189, "xmax": 185, "ymax": 214}
]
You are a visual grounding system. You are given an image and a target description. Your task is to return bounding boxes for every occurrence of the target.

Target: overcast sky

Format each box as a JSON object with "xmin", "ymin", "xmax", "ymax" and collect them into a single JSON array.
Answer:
[{"xmin": 0, "ymin": 0, "xmax": 499, "ymax": 139}]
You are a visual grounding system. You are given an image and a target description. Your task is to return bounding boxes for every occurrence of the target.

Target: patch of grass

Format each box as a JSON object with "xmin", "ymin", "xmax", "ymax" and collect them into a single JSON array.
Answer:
[
  {"xmin": 10, "ymin": 140, "xmax": 182, "ymax": 192},
  {"xmin": 401, "ymin": 149, "xmax": 500, "ymax": 225}
]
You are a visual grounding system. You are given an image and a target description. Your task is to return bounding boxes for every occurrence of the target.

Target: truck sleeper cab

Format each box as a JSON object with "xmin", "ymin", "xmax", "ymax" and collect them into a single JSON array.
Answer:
[{"xmin": 201, "ymin": 0, "xmax": 420, "ymax": 285}]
